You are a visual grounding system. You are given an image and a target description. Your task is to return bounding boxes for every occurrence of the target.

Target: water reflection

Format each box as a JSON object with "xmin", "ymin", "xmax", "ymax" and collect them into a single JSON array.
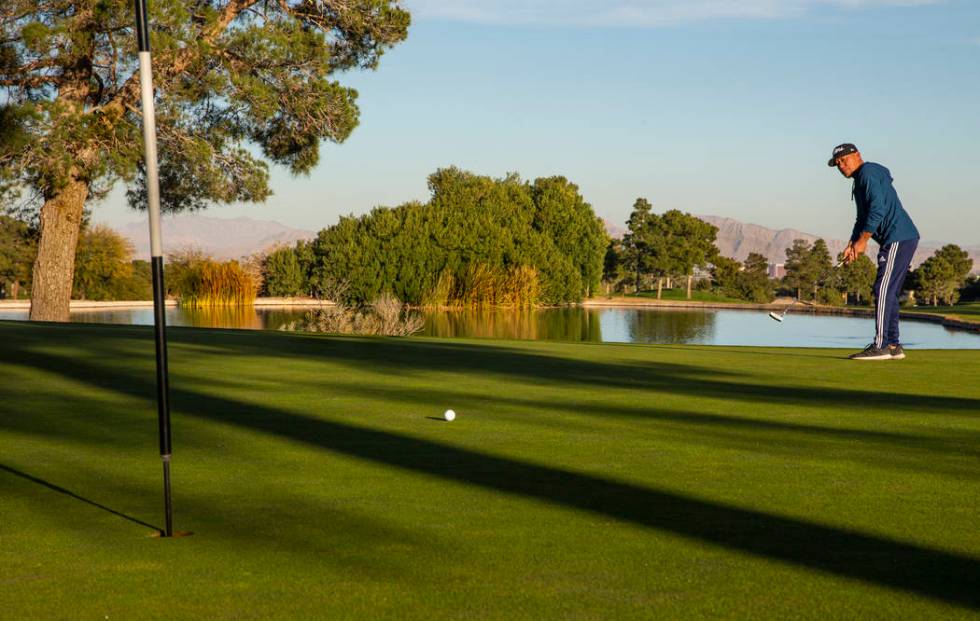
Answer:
[
  {"xmin": 626, "ymin": 308, "xmax": 715, "ymax": 344},
  {"xmin": 421, "ymin": 307, "xmax": 602, "ymax": 342},
  {"xmin": 58, "ymin": 307, "xmax": 311, "ymax": 331},
  {"xmin": 0, "ymin": 305, "xmax": 977, "ymax": 348}
]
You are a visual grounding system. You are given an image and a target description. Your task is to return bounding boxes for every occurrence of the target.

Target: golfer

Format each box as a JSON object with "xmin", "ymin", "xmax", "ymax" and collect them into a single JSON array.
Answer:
[{"xmin": 829, "ymin": 143, "xmax": 919, "ymax": 360}]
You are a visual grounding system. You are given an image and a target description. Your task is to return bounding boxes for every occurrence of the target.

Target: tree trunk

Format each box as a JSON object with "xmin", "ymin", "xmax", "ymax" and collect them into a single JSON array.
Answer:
[
  {"xmin": 686, "ymin": 275, "xmax": 693, "ymax": 300},
  {"xmin": 29, "ymin": 179, "xmax": 90, "ymax": 321},
  {"xmin": 656, "ymin": 277, "xmax": 663, "ymax": 300},
  {"xmin": 10, "ymin": 281, "xmax": 19, "ymax": 300}
]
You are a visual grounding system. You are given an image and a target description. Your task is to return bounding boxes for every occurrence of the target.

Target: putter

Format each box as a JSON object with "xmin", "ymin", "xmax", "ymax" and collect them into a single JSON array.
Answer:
[
  {"xmin": 769, "ymin": 260, "xmax": 845, "ymax": 323},
  {"xmin": 768, "ymin": 301, "xmax": 797, "ymax": 322}
]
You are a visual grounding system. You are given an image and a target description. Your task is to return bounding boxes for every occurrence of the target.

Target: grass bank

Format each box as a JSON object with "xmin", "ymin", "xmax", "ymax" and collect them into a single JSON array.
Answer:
[
  {"xmin": 1, "ymin": 322, "xmax": 978, "ymax": 619},
  {"xmin": 616, "ymin": 289, "xmax": 750, "ymax": 304},
  {"xmin": 910, "ymin": 302, "xmax": 980, "ymax": 323}
]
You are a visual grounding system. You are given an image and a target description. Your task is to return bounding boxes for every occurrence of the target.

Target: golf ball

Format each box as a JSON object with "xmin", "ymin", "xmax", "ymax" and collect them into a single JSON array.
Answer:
[{"xmin": 443, "ymin": 409, "xmax": 456, "ymax": 422}]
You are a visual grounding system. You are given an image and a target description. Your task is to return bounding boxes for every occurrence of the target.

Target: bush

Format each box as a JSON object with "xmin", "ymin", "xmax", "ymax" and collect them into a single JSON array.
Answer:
[
  {"xmin": 286, "ymin": 293, "xmax": 424, "ymax": 336},
  {"xmin": 817, "ymin": 287, "xmax": 845, "ymax": 306},
  {"xmin": 308, "ymin": 168, "xmax": 606, "ymax": 307},
  {"xmin": 262, "ymin": 246, "xmax": 305, "ymax": 297},
  {"xmin": 72, "ymin": 225, "xmax": 137, "ymax": 300}
]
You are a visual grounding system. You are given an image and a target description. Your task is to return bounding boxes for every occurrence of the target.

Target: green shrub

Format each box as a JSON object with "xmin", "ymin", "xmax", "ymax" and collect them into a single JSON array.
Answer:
[{"xmin": 308, "ymin": 168, "xmax": 606, "ymax": 306}]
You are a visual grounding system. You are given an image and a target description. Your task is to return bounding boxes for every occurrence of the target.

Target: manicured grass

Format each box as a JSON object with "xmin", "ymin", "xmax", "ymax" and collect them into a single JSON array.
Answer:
[
  {"xmin": 911, "ymin": 302, "xmax": 980, "ymax": 323},
  {"xmin": 628, "ymin": 289, "xmax": 750, "ymax": 304},
  {"xmin": 1, "ymin": 321, "xmax": 979, "ymax": 619}
]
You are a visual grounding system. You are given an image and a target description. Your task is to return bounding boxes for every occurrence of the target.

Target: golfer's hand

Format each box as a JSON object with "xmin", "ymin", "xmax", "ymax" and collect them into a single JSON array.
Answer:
[
  {"xmin": 852, "ymin": 236, "xmax": 868, "ymax": 257},
  {"xmin": 843, "ymin": 243, "xmax": 856, "ymax": 264}
]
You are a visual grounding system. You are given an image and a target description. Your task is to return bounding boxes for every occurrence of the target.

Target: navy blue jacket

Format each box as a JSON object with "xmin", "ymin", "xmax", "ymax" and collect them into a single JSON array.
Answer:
[{"xmin": 850, "ymin": 162, "xmax": 919, "ymax": 245}]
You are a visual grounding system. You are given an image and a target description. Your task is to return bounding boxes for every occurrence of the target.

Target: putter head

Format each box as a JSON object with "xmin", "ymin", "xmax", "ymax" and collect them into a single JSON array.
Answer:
[{"xmin": 768, "ymin": 311, "xmax": 784, "ymax": 322}]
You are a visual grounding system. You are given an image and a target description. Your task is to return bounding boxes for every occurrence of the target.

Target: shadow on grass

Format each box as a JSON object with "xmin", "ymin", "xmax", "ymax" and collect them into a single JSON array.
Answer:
[
  {"xmin": 308, "ymin": 380, "xmax": 980, "ymax": 479},
  {"xmin": 0, "ymin": 463, "xmax": 161, "ymax": 532},
  {"xmin": 1, "ymin": 322, "xmax": 978, "ymax": 609},
  {"xmin": 177, "ymin": 329, "xmax": 980, "ymax": 416}
]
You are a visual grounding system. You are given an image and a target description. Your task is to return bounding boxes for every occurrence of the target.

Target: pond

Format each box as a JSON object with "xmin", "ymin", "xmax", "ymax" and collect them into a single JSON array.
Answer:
[{"xmin": 1, "ymin": 305, "xmax": 977, "ymax": 349}]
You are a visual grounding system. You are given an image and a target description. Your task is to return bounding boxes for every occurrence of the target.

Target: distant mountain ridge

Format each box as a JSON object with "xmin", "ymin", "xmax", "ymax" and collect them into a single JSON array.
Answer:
[
  {"xmin": 603, "ymin": 215, "xmax": 978, "ymax": 270},
  {"xmin": 112, "ymin": 214, "xmax": 316, "ymax": 260},
  {"xmin": 700, "ymin": 216, "xmax": 853, "ymax": 263},
  {"xmin": 699, "ymin": 215, "xmax": 979, "ymax": 270}
]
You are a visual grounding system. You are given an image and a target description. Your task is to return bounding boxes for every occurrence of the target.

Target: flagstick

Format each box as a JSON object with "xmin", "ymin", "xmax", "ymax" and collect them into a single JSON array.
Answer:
[{"xmin": 134, "ymin": 0, "xmax": 174, "ymax": 538}]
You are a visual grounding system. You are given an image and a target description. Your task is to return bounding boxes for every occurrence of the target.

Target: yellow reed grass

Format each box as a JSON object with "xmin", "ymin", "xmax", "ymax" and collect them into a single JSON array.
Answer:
[
  {"xmin": 173, "ymin": 258, "xmax": 257, "ymax": 307},
  {"xmin": 434, "ymin": 263, "xmax": 539, "ymax": 307}
]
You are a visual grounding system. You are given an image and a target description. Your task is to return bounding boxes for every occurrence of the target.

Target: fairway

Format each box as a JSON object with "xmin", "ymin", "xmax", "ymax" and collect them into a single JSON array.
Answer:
[{"xmin": 1, "ymin": 321, "xmax": 978, "ymax": 619}]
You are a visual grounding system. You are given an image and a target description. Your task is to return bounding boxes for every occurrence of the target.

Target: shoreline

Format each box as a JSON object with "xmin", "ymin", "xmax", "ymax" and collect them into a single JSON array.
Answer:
[
  {"xmin": 582, "ymin": 297, "xmax": 980, "ymax": 332},
  {"xmin": 1, "ymin": 296, "xmax": 975, "ymax": 333},
  {"xmin": 0, "ymin": 296, "xmax": 334, "ymax": 311}
]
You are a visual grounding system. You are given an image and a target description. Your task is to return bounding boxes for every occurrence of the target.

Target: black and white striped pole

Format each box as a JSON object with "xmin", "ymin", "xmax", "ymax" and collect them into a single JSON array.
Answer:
[{"xmin": 134, "ymin": 0, "xmax": 174, "ymax": 538}]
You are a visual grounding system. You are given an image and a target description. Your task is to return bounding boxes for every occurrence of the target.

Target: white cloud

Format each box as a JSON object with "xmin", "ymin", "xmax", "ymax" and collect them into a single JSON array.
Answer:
[{"xmin": 405, "ymin": 0, "xmax": 945, "ymax": 27}]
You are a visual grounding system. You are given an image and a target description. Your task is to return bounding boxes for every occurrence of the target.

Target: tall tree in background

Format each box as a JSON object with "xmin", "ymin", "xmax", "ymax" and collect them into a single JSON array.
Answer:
[
  {"xmin": 623, "ymin": 198, "xmax": 654, "ymax": 293},
  {"xmin": 784, "ymin": 239, "xmax": 832, "ymax": 301},
  {"xmin": 658, "ymin": 210, "xmax": 718, "ymax": 299},
  {"xmin": 710, "ymin": 255, "xmax": 740, "ymax": 295},
  {"xmin": 602, "ymin": 238, "xmax": 625, "ymax": 293},
  {"xmin": 738, "ymin": 252, "xmax": 774, "ymax": 303},
  {"xmin": 935, "ymin": 245, "xmax": 974, "ymax": 298},
  {"xmin": 643, "ymin": 214, "xmax": 673, "ymax": 299},
  {"xmin": 808, "ymin": 239, "xmax": 833, "ymax": 301},
  {"xmin": 911, "ymin": 244, "xmax": 973, "ymax": 305},
  {"xmin": 783, "ymin": 239, "xmax": 811, "ymax": 299},
  {"xmin": 834, "ymin": 252, "xmax": 876, "ymax": 304},
  {"xmin": 0, "ymin": 0, "xmax": 410, "ymax": 320}
]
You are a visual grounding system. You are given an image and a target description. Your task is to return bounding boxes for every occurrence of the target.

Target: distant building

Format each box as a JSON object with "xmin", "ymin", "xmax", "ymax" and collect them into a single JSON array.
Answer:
[{"xmin": 768, "ymin": 263, "xmax": 786, "ymax": 279}]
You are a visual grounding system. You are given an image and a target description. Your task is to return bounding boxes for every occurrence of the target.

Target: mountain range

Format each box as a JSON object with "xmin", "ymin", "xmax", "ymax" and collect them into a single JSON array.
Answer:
[
  {"xmin": 112, "ymin": 213, "xmax": 978, "ymax": 272},
  {"xmin": 113, "ymin": 214, "xmax": 316, "ymax": 260},
  {"xmin": 698, "ymin": 216, "xmax": 979, "ymax": 269},
  {"xmin": 606, "ymin": 216, "xmax": 977, "ymax": 270}
]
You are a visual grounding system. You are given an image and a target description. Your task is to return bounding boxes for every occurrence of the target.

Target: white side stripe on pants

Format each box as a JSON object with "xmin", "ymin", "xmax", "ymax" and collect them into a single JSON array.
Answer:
[{"xmin": 876, "ymin": 241, "xmax": 899, "ymax": 349}]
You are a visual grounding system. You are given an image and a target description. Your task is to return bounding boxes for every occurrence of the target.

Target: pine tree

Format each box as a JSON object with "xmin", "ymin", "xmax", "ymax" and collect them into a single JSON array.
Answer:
[
  {"xmin": 623, "ymin": 198, "xmax": 653, "ymax": 293},
  {"xmin": 1, "ymin": 0, "xmax": 409, "ymax": 320}
]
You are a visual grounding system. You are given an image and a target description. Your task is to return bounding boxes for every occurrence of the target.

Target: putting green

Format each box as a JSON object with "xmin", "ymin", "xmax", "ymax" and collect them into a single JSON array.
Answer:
[{"xmin": 1, "ymin": 321, "xmax": 978, "ymax": 619}]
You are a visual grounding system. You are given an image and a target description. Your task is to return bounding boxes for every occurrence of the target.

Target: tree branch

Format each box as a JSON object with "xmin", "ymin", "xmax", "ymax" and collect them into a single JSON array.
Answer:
[
  {"xmin": 0, "ymin": 75, "xmax": 59, "ymax": 88},
  {"xmin": 98, "ymin": 0, "xmax": 261, "ymax": 118}
]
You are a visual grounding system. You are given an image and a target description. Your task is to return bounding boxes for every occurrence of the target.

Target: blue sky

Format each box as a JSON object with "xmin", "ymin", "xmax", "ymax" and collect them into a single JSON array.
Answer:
[{"xmin": 98, "ymin": 0, "xmax": 980, "ymax": 245}]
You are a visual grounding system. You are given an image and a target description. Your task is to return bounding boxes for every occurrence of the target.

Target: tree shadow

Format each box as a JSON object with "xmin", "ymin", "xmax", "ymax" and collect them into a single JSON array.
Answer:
[
  {"xmin": 1, "ymin": 324, "xmax": 978, "ymax": 610},
  {"xmin": 303, "ymin": 380, "xmax": 980, "ymax": 479},
  {"xmin": 170, "ymin": 329, "xmax": 980, "ymax": 416}
]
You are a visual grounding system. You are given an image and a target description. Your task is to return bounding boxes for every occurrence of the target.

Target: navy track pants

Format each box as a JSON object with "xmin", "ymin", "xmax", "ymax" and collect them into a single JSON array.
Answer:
[{"xmin": 872, "ymin": 238, "xmax": 918, "ymax": 348}]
